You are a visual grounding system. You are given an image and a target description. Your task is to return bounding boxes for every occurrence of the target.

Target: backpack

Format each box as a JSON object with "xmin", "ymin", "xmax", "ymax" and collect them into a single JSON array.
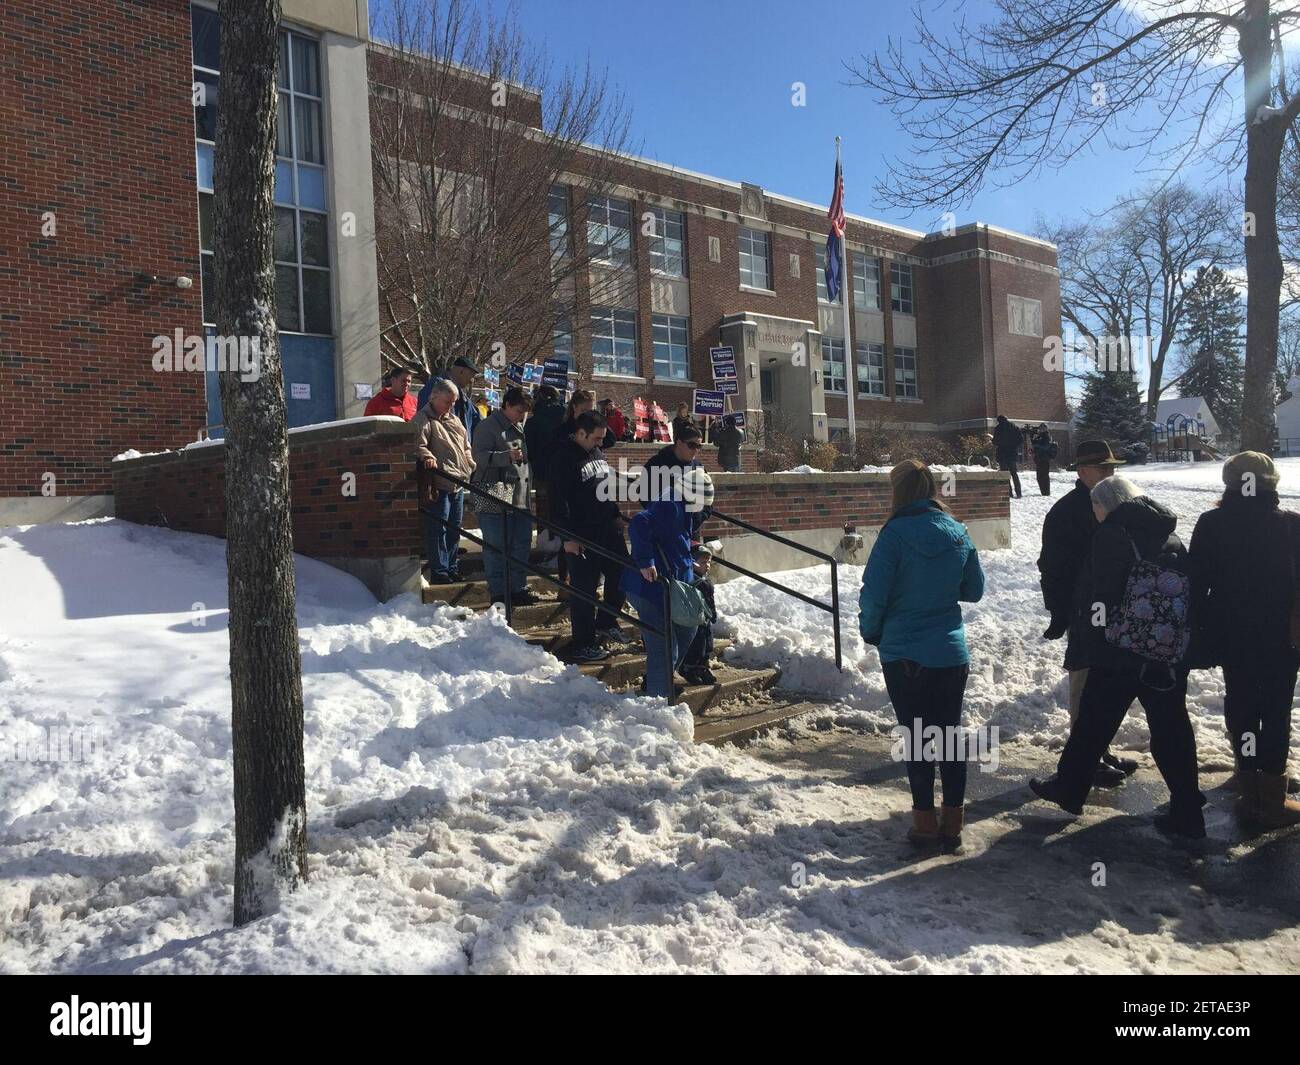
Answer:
[{"xmin": 1103, "ymin": 537, "xmax": 1192, "ymax": 674}]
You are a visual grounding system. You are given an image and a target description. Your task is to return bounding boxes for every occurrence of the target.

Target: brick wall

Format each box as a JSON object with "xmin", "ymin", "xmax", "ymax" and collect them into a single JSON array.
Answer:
[{"xmin": 1, "ymin": 0, "xmax": 205, "ymax": 498}]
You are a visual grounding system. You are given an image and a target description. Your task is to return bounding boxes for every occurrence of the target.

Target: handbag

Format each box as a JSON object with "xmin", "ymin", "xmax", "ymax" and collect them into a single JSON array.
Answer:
[{"xmin": 666, "ymin": 577, "xmax": 709, "ymax": 627}]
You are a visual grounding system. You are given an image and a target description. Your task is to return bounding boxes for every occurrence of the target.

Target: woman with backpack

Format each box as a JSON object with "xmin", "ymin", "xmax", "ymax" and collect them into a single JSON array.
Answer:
[
  {"xmin": 1030, "ymin": 476, "xmax": 1204, "ymax": 838},
  {"xmin": 1188, "ymin": 452, "xmax": 1300, "ymax": 829},
  {"xmin": 859, "ymin": 460, "xmax": 986, "ymax": 850}
]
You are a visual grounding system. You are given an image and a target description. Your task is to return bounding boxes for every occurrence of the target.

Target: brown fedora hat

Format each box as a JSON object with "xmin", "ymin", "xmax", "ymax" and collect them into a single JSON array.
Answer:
[{"xmin": 1070, "ymin": 439, "xmax": 1126, "ymax": 469}]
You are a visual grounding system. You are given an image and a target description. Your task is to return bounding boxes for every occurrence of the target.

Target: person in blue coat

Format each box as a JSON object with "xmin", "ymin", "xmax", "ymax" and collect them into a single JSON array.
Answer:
[
  {"xmin": 859, "ymin": 459, "xmax": 985, "ymax": 849},
  {"xmin": 621, "ymin": 495, "xmax": 701, "ymax": 699}
]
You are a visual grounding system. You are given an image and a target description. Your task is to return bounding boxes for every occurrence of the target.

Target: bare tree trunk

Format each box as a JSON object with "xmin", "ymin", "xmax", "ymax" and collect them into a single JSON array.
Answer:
[
  {"xmin": 1242, "ymin": 0, "xmax": 1286, "ymax": 451},
  {"xmin": 213, "ymin": 0, "xmax": 308, "ymax": 927}
]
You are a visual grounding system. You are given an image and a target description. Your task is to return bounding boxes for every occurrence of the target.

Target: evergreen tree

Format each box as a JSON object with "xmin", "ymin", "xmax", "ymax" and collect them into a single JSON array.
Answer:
[
  {"xmin": 1076, "ymin": 362, "xmax": 1149, "ymax": 445},
  {"xmin": 1177, "ymin": 266, "xmax": 1245, "ymax": 439}
]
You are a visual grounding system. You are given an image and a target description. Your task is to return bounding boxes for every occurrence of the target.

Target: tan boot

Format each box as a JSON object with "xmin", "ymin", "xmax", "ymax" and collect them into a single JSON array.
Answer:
[
  {"xmin": 1254, "ymin": 773, "xmax": 1300, "ymax": 830},
  {"xmin": 907, "ymin": 808, "xmax": 940, "ymax": 845},
  {"xmin": 939, "ymin": 805, "xmax": 965, "ymax": 851}
]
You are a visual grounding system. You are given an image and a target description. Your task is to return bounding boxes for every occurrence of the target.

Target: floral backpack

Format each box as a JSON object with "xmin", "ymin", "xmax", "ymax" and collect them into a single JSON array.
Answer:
[{"xmin": 1103, "ymin": 538, "xmax": 1193, "ymax": 672}]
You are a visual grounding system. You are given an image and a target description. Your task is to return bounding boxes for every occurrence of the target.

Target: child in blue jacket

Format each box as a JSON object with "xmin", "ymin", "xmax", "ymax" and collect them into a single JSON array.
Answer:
[
  {"xmin": 622, "ymin": 498, "xmax": 699, "ymax": 698},
  {"xmin": 860, "ymin": 460, "xmax": 985, "ymax": 849}
]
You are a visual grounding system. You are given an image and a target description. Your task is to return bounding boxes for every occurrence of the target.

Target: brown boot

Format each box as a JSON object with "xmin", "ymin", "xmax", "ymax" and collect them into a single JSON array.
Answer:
[
  {"xmin": 907, "ymin": 808, "xmax": 940, "ymax": 845},
  {"xmin": 1253, "ymin": 773, "xmax": 1300, "ymax": 830},
  {"xmin": 938, "ymin": 805, "xmax": 965, "ymax": 851}
]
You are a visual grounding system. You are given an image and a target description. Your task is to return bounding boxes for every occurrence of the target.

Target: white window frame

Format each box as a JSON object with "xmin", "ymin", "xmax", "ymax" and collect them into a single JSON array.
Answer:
[
  {"xmin": 891, "ymin": 261, "xmax": 914, "ymax": 315},
  {"xmin": 647, "ymin": 207, "xmax": 686, "ymax": 277},
  {"xmin": 821, "ymin": 336, "xmax": 847, "ymax": 395},
  {"xmin": 587, "ymin": 194, "xmax": 632, "ymax": 267},
  {"xmin": 894, "ymin": 345, "xmax": 919, "ymax": 398},
  {"xmin": 652, "ymin": 313, "xmax": 690, "ymax": 380},
  {"xmin": 739, "ymin": 227, "xmax": 771, "ymax": 290},
  {"xmin": 857, "ymin": 342, "xmax": 886, "ymax": 397},
  {"xmin": 854, "ymin": 251, "xmax": 881, "ymax": 311},
  {"xmin": 591, "ymin": 305, "xmax": 637, "ymax": 376}
]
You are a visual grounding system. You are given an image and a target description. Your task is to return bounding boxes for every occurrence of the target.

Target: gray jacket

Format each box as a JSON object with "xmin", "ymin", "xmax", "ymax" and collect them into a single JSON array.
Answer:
[{"xmin": 470, "ymin": 410, "xmax": 530, "ymax": 511}]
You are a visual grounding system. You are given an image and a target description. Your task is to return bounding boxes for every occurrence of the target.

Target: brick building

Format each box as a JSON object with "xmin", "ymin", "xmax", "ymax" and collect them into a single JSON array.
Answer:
[{"xmin": 1, "ymin": 0, "xmax": 1065, "ymax": 526}]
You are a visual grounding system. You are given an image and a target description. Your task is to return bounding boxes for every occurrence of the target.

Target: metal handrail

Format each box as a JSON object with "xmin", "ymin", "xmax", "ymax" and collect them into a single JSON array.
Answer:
[
  {"xmin": 425, "ymin": 466, "xmax": 675, "ymax": 696},
  {"xmin": 707, "ymin": 506, "xmax": 842, "ymax": 672}
]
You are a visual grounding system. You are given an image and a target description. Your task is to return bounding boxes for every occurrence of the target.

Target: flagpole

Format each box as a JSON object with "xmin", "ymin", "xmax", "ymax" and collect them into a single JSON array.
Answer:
[{"xmin": 837, "ymin": 137, "xmax": 857, "ymax": 451}]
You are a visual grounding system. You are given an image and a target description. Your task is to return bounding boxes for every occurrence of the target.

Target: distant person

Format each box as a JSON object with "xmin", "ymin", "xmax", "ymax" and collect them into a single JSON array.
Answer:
[
  {"xmin": 671, "ymin": 403, "xmax": 696, "ymax": 443},
  {"xmin": 365, "ymin": 368, "xmax": 417, "ymax": 421},
  {"xmin": 524, "ymin": 384, "xmax": 567, "ymax": 565},
  {"xmin": 1031, "ymin": 476, "xmax": 1204, "ymax": 839},
  {"xmin": 413, "ymin": 379, "xmax": 475, "ymax": 583},
  {"xmin": 712, "ymin": 414, "xmax": 744, "ymax": 473},
  {"xmin": 1189, "ymin": 452, "xmax": 1300, "ymax": 828},
  {"xmin": 550, "ymin": 411, "xmax": 633, "ymax": 663},
  {"xmin": 418, "ymin": 356, "xmax": 482, "ymax": 441},
  {"xmin": 1037, "ymin": 439, "xmax": 1133, "ymax": 788},
  {"xmin": 558, "ymin": 389, "xmax": 615, "ymax": 451},
  {"xmin": 1031, "ymin": 424, "xmax": 1057, "ymax": 496},
  {"xmin": 992, "ymin": 414, "xmax": 1023, "ymax": 499},
  {"xmin": 680, "ymin": 545, "xmax": 719, "ymax": 686},
  {"xmin": 859, "ymin": 459, "xmax": 985, "ymax": 850},
  {"xmin": 470, "ymin": 387, "xmax": 537, "ymax": 607},
  {"xmin": 598, "ymin": 398, "xmax": 628, "ymax": 443}
]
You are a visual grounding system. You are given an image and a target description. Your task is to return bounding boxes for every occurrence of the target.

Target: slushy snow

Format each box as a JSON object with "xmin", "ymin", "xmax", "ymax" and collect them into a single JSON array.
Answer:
[{"xmin": 1, "ymin": 461, "xmax": 1298, "ymax": 973}]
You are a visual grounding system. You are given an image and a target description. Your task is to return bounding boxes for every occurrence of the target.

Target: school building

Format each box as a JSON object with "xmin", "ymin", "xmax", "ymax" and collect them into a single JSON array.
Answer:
[{"xmin": 1, "ymin": 0, "xmax": 1067, "ymax": 526}]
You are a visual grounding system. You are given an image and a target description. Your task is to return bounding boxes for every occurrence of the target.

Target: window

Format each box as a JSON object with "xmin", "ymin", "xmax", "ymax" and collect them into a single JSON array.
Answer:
[
  {"xmin": 816, "ymin": 244, "xmax": 830, "ymax": 302},
  {"xmin": 193, "ymin": 11, "xmax": 331, "ymax": 334},
  {"xmin": 553, "ymin": 306, "xmax": 572, "ymax": 361},
  {"xmin": 591, "ymin": 305, "xmax": 637, "ymax": 375},
  {"xmin": 647, "ymin": 207, "xmax": 686, "ymax": 276},
  {"xmin": 821, "ymin": 336, "xmax": 847, "ymax": 394},
  {"xmin": 652, "ymin": 314, "xmax": 690, "ymax": 380},
  {"xmin": 1008, "ymin": 294, "xmax": 1043, "ymax": 337},
  {"xmin": 739, "ymin": 227, "xmax": 771, "ymax": 289},
  {"xmin": 857, "ymin": 342, "xmax": 886, "ymax": 397},
  {"xmin": 548, "ymin": 184, "xmax": 569, "ymax": 259},
  {"xmin": 587, "ymin": 194, "xmax": 632, "ymax": 267},
  {"xmin": 894, "ymin": 346, "xmax": 918, "ymax": 398},
  {"xmin": 854, "ymin": 251, "xmax": 881, "ymax": 310},
  {"xmin": 890, "ymin": 262, "xmax": 914, "ymax": 315}
]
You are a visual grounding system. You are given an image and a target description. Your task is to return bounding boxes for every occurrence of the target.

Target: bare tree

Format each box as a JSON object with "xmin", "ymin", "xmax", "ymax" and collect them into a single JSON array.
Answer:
[
  {"xmin": 369, "ymin": 0, "xmax": 635, "ymax": 378},
  {"xmin": 213, "ymin": 0, "xmax": 308, "ymax": 926},
  {"xmin": 852, "ymin": 0, "xmax": 1300, "ymax": 450}
]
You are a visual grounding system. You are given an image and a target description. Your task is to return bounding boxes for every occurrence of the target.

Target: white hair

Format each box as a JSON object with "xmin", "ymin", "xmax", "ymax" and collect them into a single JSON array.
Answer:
[
  {"xmin": 430, "ymin": 378, "xmax": 458, "ymax": 400},
  {"xmin": 1090, "ymin": 475, "xmax": 1144, "ymax": 517}
]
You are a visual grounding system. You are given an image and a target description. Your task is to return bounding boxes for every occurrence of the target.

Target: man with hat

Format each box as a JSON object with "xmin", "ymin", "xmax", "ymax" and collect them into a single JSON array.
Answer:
[
  {"xmin": 1037, "ymin": 439, "xmax": 1136, "ymax": 787},
  {"xmin": 418, "ymin": 356, "xmax": 483, "ymax": 441}
]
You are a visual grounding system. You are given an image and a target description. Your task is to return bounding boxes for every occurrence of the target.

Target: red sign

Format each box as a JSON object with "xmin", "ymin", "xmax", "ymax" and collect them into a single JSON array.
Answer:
[
  {"xmin": 634, "ymin": 419, "xmax": 651, "ymax": 441},
  {"xmin": 633, "ymin": 397, "xmax": 648, "ymax": 419},
  {"xmin": 653, "ymin": 421, "xmax": 671, "ymax": 442},
  {"xmin": 650, "ymin": 403, "xmax": 666, "ymax": 423}
]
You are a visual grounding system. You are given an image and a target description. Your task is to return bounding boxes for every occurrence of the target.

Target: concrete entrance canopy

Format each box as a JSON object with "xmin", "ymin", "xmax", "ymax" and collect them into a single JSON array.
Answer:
[{"xmin": 719, "ymin": 312, "xmax": 828, "ymax": 442}]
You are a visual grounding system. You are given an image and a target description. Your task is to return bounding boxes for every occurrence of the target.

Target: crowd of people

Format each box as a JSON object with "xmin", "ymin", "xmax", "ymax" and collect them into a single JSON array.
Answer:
[{"xmin": 861, "ymin": 436, "xmax": 1300, "ymax": 851}]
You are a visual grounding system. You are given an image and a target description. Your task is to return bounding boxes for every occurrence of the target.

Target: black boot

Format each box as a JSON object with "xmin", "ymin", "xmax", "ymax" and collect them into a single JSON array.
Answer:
[{"xmin": 1029, "ymin": 775, "xmax": 1084, "ymax": 816}]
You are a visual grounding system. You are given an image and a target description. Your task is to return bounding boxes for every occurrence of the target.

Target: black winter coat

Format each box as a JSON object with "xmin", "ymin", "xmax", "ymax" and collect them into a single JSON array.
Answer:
[
  {"xmin": 1038, "ymin": 479, "xmax": 1097, "ymax": 627},
  {"xmin": 992, "ymin": 420, "xmax": 1022, "ymax": 460},
  {"xmin": 1188, "ymin": 491, "xmax": 1300, "ymax": 668},
  {"xmin": 549, "ymin": 439, "xmax": 623, "ymax": 544},
  {"xmin": 1067, "ymin": 496, "xmax": 1186, "ymax": 674},
  {"xmin": 523, "ymin": 399, "xmax": 566, "ymax": 483}
]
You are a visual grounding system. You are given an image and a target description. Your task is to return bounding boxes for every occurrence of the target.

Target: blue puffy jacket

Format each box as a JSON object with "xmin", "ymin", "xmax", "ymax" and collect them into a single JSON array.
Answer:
[
  {"xmin": 858, "ymin": 499, "xmax": 985, "ymax": 667},
  {"xmin": 621, "ymin": 499, "xmax": 694, "ymax": 601}
]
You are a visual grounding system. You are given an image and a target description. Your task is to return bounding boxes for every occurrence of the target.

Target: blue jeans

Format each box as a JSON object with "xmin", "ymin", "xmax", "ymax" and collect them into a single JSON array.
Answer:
[
  {"xmin": 627, "ymin": 591, "xmax": 698, "ymax": 698},
  {"xmin": 424, "ymin": 490, "xmax": 464, "ymax": 579},
  {"xmin": 478, "ymin": 509, "xmax": 532, "ymax": 598}
]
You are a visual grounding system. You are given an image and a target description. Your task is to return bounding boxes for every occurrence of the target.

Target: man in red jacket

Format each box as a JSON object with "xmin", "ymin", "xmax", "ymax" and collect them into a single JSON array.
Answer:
[{"xmin": 364, "ymin": 368, "xmax": 417, "ymax": 421}]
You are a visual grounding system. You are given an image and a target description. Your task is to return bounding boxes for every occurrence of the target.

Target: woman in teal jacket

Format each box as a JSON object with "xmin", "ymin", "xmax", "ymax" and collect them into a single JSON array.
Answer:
[{"xmin": 860, "ymin": 460, "xmax": 986, "ymax": 849}]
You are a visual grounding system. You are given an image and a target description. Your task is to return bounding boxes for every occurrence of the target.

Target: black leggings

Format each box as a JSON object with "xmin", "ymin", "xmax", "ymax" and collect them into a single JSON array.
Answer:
[
  {"xmin": 1223, "ymin": 656, "xmax": 1299, "ymax": 776},
  {"xmin": 883, "ymin": 659, "xmax": 971, "ymax": 810}
]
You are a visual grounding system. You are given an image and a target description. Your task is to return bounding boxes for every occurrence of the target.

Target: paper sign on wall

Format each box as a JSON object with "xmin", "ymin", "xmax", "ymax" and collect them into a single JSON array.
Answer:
[
  {"xmin": 291, "ymin": 383, "xmax": 311, "ymax": 400},
  {"xmin": 354, "ymin": 382, "xmax": 374, "ymax": 400}
]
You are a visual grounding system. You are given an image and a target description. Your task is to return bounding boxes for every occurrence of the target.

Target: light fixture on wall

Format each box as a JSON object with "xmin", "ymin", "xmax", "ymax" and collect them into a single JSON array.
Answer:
[{"xmin": 136, "ymin": 273, "xmax": 194, "ymax": 289}]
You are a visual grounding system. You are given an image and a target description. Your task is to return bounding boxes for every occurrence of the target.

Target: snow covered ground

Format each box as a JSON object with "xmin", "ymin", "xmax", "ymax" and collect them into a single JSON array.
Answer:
[{"xmin": 1, "ymin": 460, "xmax": 1298, "ymax": 974}]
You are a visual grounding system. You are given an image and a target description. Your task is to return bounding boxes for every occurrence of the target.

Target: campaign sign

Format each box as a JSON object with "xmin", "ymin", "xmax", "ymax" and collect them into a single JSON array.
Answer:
[
  {"xmin": 523, "ymin": 363, "xmax": 544, "ymax": 385},
  {"xmin": 709, "ymin": 345, "xmax": 735, "ymax": 366},
  {"xmin": 484, "ymin": 388, "xmax": 502, "ymax": 408},
  {"xmin": 543, "ymin": 358, "xmax": 569, "ymax": 373},
  {"xmin": 715, "ymin": 377, "xmax": 739, "ymax": 396},
  {"xmin": 731, "ymin": 412, "xmax": 747, "ymax": 429},
  {"xmin": 483, "ymin": 368, "xmax": 500, "ymax": 386},
  {"xmin": 712, "ymin": 363, "xmax": 737, "ymax": 380},
  {"xmin": 633, "ymin": 397, "xmax": 648, "ymax": 419},
  {"xmin": 506, "ymin": 363, "xmax": 525, "ymax": 383},
  {"xmin": 634, "ymin": 419, "xmax": 651, "ymax": 441},
  {"xmin": 693, "ymin": 389, "xmax": 726, "ymax": 418}
]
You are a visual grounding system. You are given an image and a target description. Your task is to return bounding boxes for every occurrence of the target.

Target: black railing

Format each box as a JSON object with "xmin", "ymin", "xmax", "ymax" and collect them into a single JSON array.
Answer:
[
  {"xmin": 425, "ymin": 467, "xmax": 676, "ymax": 697},
  {"xmin": 705, "ymin": 508, "xmax": 843, "ymax": 672}
]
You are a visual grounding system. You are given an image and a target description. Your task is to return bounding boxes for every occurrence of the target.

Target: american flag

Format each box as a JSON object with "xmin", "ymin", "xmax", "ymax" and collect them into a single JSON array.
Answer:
[{"xmin": 825, "ymin": 159, "xmax": 845, "ymax": 303}]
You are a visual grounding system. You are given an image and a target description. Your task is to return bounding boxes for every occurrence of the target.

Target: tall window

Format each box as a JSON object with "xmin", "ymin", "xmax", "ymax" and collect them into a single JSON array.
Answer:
[
  {"xmin": 816, "ymin": 244, "xmax": 830, "ymax": 302},
  {"xmin": 894, "ymin": 346, "xmax": 918, "ymax": 398},
  {"xmin": 193, "ymin": 6, "xmax": 331, "ymax": 334},
  {"xmin": 854, "ymin": 252, "xmax": 881, "ymax": 310},
  {"xmin": 548, "ymin": 184, "xmax": 569, "ymax": 259},
  {"xmin": 591, "ymin": 306, "xmax": 637, "ymax": 375},
  {"xmin": 820, "ymin": 336, "xmax": 847, "ymax": 394},
  {"xmin": 857, "ymin": 342, "xmax": 886, "ymax": 397},
  {"xmin": 553, "ymin": 306, "xmax": 572, "ymax": 361},
  {"xmin": 652, "ymin": 314, "xmax": 690, "ymax": 379},
  {"xmin": 739, "ymin": 227, "xmax": 771, "ymax": 289},
  {"xmin": 890, "ymin": 262, "xmax": 914, "ymax": 315},
  {"xmin": 647, "ymin": 208, "xmax": 685, "ymax": 276},
  {"xmin": 587, "ymin": 194, "xmax": 632, "ymax": 267}
]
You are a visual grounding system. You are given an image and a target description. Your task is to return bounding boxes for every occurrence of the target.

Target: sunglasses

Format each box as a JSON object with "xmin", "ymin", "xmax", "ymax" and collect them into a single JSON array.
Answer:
[{"xmin": 682, "ymin": 440, "xmax": 702, "ymax": 450}]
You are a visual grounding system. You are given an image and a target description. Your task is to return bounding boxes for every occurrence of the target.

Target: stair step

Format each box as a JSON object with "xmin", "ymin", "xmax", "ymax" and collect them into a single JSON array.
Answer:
[
  {"xmin": 421, "ymin": 573, "xmax": 557, "ymax": 608},
  {"xmin": 600, "ymin": 663, "xmax": 779, "ymax": 715},
  {"xmin": 693, "ymin": 694, "xmax": 828, "ymax": 746}
]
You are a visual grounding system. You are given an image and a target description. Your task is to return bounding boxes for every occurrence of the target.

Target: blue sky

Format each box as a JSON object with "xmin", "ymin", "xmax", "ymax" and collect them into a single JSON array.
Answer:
[{"xmin": 372, "ymin": 0, "xmax": 1237, "ymax": 237}]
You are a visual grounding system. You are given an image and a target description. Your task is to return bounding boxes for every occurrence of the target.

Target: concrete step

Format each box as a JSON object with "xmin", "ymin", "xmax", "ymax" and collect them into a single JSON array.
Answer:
[{"xmin": 564, "ymin": 636, "xmax": 736, "ymax": 688}]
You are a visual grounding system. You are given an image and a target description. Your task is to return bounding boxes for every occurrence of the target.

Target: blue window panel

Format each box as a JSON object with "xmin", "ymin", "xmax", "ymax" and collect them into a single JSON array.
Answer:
[
  {"xmin": 297, "ymin": 165, "xmax": 326, "ymax": 210},
  {"xmin": 196, "ymin": 143, "xmax": 214, "ymax": 191},
  {"xmin": 274, "ymin": 160, "xmax": 295, "ymax": 205},
  {"xmin": 204, "ymin": 333, "xmax": 336, "ymax": 437}
]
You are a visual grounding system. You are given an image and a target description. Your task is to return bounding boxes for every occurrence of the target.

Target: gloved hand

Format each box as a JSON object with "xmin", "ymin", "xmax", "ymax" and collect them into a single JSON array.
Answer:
[{"xmin": 1042, "ymin": 616, "xmax": 1068, "ymax": 640}]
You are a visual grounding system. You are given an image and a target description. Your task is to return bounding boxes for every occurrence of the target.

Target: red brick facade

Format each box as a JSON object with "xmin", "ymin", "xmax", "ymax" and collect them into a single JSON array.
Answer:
[{"xmin": 1, "ymin": 0, "xmax": 206, "ymax": 499}]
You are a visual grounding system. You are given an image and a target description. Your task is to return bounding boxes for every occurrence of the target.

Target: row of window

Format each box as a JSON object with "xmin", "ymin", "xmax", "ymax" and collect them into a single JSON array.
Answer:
[
  {"xmin": 555, "ymin": 305, "xmax": 919, "ymax": 398},
  {"xmin": 820, "ymin": 337, "xmax": 918, "ymax": 399},
  {"xmin": 548, "ymin": 186, "xmax": 916, "ymax": 314}
]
